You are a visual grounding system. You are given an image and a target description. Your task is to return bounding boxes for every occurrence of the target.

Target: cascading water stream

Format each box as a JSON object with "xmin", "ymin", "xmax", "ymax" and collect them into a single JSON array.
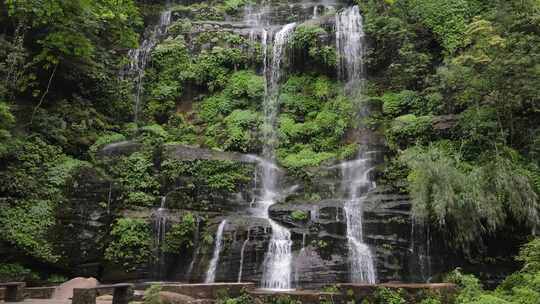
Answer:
[
  {"xmin": 253, "ymin": 23, "xmax": 296, "ymax": 290},
  {"xmin": 336, "ymin": 5, "xmax": 365, "ymax": 94},
  {"xmin": 126, "ymin": 3, "xmax": 172, "ymax": 123},
  {"xmin": 336, "ymin": 5, "xmax": 376, "ymax": 284},
  {"xmin": 153, "ymin": 196, "xmax": 168, "ymax": 278},
  {"xmin": 205, "ymin": 219, "xmax": 227, "ymax": 283},
  {"xmin": 237, "ymin": 230, "xmax": 250, "ymax": 282},
  {"xmin": 341, "ymin": 156, "xmax": 377, "ymax": 283}
]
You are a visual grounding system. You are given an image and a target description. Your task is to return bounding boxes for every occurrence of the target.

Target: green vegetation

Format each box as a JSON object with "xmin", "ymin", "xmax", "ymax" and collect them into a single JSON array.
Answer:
[
  {"xmin": 291, "ymin": 210, "xmax": 308, "ymax": 221},
  {"xmin": 0, "ymin": 263, "xmax": 39, "ymax": 283},
  {"xmin": 0, "ymin": 0, "xmax": 539, "ymax": 294},
  {"xmin": 162, "ymin": 212, "xmax": 197, "ymax": 253},
  {"xmin": 360, "ymin": 0, "xmax": 540, "ymax": 261},
  {"xmin": 143, "ymin": 284, "xmax": 162, "ymax": 304},
  {"xmin": 104, "ymin": 218, "xmax": 152, "ymax": 271},
  {"xmin": 277, "ymin": 75, "xmax": 355, "ymax": 171},
  {"xmin": 291, "ymin": 25, "xmax": 337, "ymax": 68},
  {"xmin": 109, "ymin": 151, "xmax": 160, "ymax": 207},
  {"xmin": 373, "ymin": 287, "xmax": 407, "ymax": 304},
  {"xmin": 445, "ymin": 238, "xmax": 540, "ymax": 304}
]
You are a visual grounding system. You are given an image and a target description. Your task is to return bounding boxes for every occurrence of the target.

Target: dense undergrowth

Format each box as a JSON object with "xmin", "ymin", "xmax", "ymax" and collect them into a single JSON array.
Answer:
[{"xmin": 0, "ymin": 0, "xmax": 539, "ymax": 296}]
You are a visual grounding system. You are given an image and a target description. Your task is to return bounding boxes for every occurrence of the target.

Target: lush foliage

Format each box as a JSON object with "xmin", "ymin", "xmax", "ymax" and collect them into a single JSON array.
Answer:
[
  {"xmin": 143, "ymin": 284, "xmax": 162, "ymax": 304},
  {"xmin": 446, "ymin": 238, "xmax": 540, "ymax": 304},
  {"xmin": 277, "ymin": 75, "xmax": 355, "ymax": 170},
  {"xmin": 361, "ymin": 0, "xmax": 540, "ymax": 258},
  {"xmin": 401, "ymin": 145, "xmax": 539, "ymax": 253},
  {"xmin": 0, "ymin": 263, "xmax": 39, "ymax": 283},
  {"xmin": 104, "ymin": 218, "xmax": 152, "ymax": 271},
  {"xmin": 162, "ymin": 212, "xmax": 197, "ymax": 253}
]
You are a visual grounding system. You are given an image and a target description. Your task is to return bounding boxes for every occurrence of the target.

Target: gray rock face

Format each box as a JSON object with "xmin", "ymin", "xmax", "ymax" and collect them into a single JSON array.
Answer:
[
  {"xmin": 98, "ymin": 141, "xmax": 143, "ymax": 158},
  {"xmin": 54, "ymin": 167, "xmax": 121, "ymax": 276},
  {"xmin": 163, "ymin": 144, "xmax": 249, "ymax": 163}
]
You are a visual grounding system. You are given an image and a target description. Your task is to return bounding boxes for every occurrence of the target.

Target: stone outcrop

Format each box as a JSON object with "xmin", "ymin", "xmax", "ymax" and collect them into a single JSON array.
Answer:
[
  {"xmin": 53, "ymin": 277, "xmax": 99, "ymax": 300},
  {"xmin": 163, "ymin": 144, "xmax": 249, "ymax": 163},
  {"xmin": 54, "ymin": 167, "xmax": 120, "ymax": 276},
  {"xmin": 97, "ymin": 141, "xmax": 143, "ymax": 158}
]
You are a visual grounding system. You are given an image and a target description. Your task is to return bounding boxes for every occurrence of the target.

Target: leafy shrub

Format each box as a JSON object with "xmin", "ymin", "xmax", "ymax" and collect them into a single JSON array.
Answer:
[
  {"xmin": 143, "ymin": 284, "xmax": 162, "ymax": 304},
  {"xmin": 223, "ymin": 0, "xmax": 248, "ymax": 14},
  {"xmin": 292, "ymin": 25, "xmax": 337, "ymax": 67},
  {"xmin": 163, "ymin": 212, "xmax": 197, "ymax": 253},
  {"xmin": 401, "ymin": 145, "xmax": 539, "ymax": 252},
  {"xmin": 0, "ymin": 200, "xmax": 58, "ymax": 262},
  {"xmin": 161, "ymin": 159, "xmax": 253, "ymax": 193},
  {"xmin": 0, "ymin": 263, "xmax": 39, "ymax": 283},
  {"xmin": 104, "ymin": 218, "xmax": 153, "ymax": 271},
  {"xmin": 216, "ymin": 289, "xmax": 254, "ymax": 304},
  {"xmin": 47, "ymin": 274, "xmax": 68, "ymax": 284},
  {"xmin": 381, "ymin": 90, "xmax": 424, "ymax": 117},
  {"xmin": 387, "ymin": 114, "xmax": 433, "ymax": 150},
  {"xmin": 223, "ymin": 70, "xmax": 264, "ymax": 101},
  {"xmin": 221, "ymin": 109, "xmax": 261, "ymax": 152},
  {"xmin": 373, "ymin": 287, "xmax": 406, "ymax": 304},
  {"xmin": 406, "ymin": 0, "xmax": 481, "ymax": 53},
  {"xmin": 109, "ymin": 152, "xmax": 160, "ymax": 207},
  {"xmin": 291, "ymin": 210, "xmax": 308, "ymax": 221}
]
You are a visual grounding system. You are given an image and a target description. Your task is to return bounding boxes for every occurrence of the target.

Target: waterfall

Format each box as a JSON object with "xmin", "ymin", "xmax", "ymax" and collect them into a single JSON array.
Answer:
[
  {"xmin": 247, "ymin": 23, "xmax": 296, "ymax": 290},
  {"xmin": 262, "ymin": 220, "xmax": 293, "ymax": 289},
  {"xmin": 336, "ymin": 6, "xmax": 365, "ymax": 93},
  {"xmin": 126, "ymin": 4, "xmax": 172, "ymax": 123},
  {"xmin": 336, "ymin": 5, "xmax": 377, "ymax": 284},
  {"xmin": 205, "ymin": 220, "xmax": 227, "ymax": 283},
  {"xmin": 153, "ymin": 196, "xmax": 168, "ymax": 278},
  {"xmin": 237, "ymin": 230, "xmax": 250, "ymax": 282},
  {"xmin": 341, "ymin": 155, "xmax": 377, "ymax": 284},
  {"xmin": 410, "ymin": 219, "xmax": 432, "ymax": 282}
]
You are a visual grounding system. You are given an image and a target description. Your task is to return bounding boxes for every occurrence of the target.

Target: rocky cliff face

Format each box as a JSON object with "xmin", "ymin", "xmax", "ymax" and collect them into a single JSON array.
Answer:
[{"xmin": 48, "ymin": 0, "xmax": 515, "ymax": 288}]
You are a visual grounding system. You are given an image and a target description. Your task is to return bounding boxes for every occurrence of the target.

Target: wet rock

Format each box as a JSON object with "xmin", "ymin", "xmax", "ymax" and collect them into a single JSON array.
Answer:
[
  {"xmin": 97, "ymin": 141, "xmax": 143, "ymax": 158},
  {"xmin": 163, "ymin": 144, "xmax": 249, "ymax": 163},
  {"xmin": 54, "ymin": 167, "xmax": 121, "ymax": 276},
  {"xmin": 432, "ymin": 114, "xmax": 458, "ymax": 130}
]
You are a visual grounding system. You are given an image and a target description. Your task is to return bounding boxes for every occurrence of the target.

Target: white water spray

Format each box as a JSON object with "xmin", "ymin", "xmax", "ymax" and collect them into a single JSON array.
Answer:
[
  {"xmin": 336, "ymin": 6, "xmax": 365, "ymax": 93},
  {"xmin": 254, "ymin": 23, "xmax": 297, "ymax": 290},
  {"xmin": 336, "ymin": 5, "xmax": 377, "ymax": 284},
  {"xmin": 205, "ymin": 220, "xmax": 227, "ymax": 283},
  {"xmin": 341, "ymin": 156, "xmax": 377, "ymax": 283}
]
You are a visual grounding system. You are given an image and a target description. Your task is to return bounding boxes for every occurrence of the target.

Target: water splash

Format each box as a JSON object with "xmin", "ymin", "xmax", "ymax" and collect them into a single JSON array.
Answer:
[
  {"xmin": 262, "ymin": 220, "xmax": 293, "ymax": 289},
  {"xmin": 205, "ymin": 220, "xmax": 227, "ymax": 283},
  {"xmin": 126, "ymin": 5, "xmax": 172, "ymax": 123}
]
